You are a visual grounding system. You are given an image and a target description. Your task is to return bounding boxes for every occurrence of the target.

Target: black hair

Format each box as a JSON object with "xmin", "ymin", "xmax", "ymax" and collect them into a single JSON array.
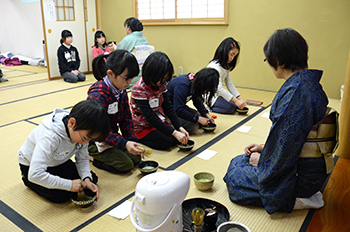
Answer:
[
  {"xmin": 68, "ymin": 100, "xmax": 110, "ymax": 142},
  {"xmin": 92, "ymin": 49, "xmax": 139, "ymax": 81},
  {"xmin": 190, "ymin": 68, "xmax": 219, "ymax": 106},
  {"xmin": 93, "ymin": 30, "xmax": 107, "ymax": 48},
  {"xmin": 211, "ymin": 37, "xmax": 240, "ymax": 71},
  {"xmin": 60, "ymin": 29, "xmax": 73, "ymax": 44},
  {"xmin": 142, "ymin": 51, "xmax": 174, "ymax": 89},
  {"xmin": 124, "ymin": 17, "xmax": 143, "ymax": 32},
  {"xmin": 263, "ymin": 28, "xmax": 308, "ymax": 71}
]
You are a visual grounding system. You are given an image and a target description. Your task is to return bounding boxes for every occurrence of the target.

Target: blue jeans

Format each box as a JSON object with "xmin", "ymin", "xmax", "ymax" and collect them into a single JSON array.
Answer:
[{"xmin": 211, "ymin": 96, "xmax": 237, "ymax": 114}]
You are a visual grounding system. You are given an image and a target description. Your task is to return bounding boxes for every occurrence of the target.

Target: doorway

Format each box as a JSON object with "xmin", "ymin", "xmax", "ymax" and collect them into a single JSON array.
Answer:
[{"xmin": 41, "ymin": 0, "xmax": 97, "ymax": 80}]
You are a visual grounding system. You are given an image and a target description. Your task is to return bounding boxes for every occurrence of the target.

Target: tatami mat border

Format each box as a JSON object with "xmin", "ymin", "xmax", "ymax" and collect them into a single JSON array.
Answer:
[
  {"xmin": 71, "ymin": 192, "xmax": 135, "ymax": 232},
  {"xmin": 0, "ymin": 69, "xmax": 40, "ymax": 75},
  {"xmin": 0, "ymin": 79, "xmax": 48, "ymax": 91},
  {"xmin": 0, "ymin": 89, "xmax": 144, "ymax": 129},
  {"xmin": 0, "ymin": 84, "xmax": 92, "ymax": 107},
  {"xmin": 1, "ymin": 72, "xmax": 39, "ymax": 79},
  {"xmin": 0, "ymin": 200, "xmax": 41, "ymax": 232},
  {"xmin": 166, "ymin": 105, "xmax": 270, "ymax": 171},
  {"xmin": 0, "ymin": 106, "xmax": 74, "ymax": 129}
]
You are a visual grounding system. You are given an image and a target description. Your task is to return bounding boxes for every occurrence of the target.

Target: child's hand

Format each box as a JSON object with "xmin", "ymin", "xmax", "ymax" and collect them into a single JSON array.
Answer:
[
  {"xmin": 136, "ymin": 145, "xmax": 152, "ymax": 157},
  {"xmin": 173, "ymin": 128, "xmax": 189, "ymax": 145},
  {"xmin": 71, "ymin": 179, "xmax": 86, "ymax": 192},
  {"xmin": 179, "ymin": 127, "xmax": 190, "ymax": 140},
  {"xmin": 205, "ymin": 113, "xmax": 215, "ymax": 124},
  {"xmin": 84, "ymin": 178, "xmax": 99, "ymax": 202},
  {"xmin": 126, "ymin": 141, "xmax": 145, "ymax": 159},
  {"xmin": 111, "ymin": 43, "xmax": 117, "ymax": 51},
  {"xmin": 198, "ymin": 116, "xmax": 209, "ymax": 126},
  {"xmin": 235, "ymin": 99, "xmax": 246, "ymax": 109},
  {"xmin": 236, "ymin": 97, "xmax": 247, "ymax": 109}
]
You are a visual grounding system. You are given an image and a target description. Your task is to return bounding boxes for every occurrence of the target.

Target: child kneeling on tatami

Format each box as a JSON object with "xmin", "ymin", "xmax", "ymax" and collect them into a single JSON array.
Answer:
[{"xmin": 18, "ymin": 100, "xmax": 110, "ymax": 203}]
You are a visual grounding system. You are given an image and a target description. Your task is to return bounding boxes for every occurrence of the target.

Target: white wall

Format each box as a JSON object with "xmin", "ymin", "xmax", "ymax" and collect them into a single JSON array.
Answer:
[{"xmin": 0, "ymin": 0, "xmax": 43, "ymax": 58}]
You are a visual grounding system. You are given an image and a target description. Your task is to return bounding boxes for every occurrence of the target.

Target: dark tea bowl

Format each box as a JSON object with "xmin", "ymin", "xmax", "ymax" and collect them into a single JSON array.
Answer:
[
  {"xmin": 177, "ymin": 140, "xmax": 195, "ymax": 152},
  {"xmin": 202, "ymin": 123, "xmax": 217, "ymax": 133},
  {"xmin": 138, "ymin": 160, "xmax": 159, "ymax": 174},
  {"xmin": 236, "ymin": 107, "xmax": 249, "ymax": 115}
]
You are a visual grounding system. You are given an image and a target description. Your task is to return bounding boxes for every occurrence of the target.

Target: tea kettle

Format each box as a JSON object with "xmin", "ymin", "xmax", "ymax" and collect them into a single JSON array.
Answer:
[{"xmin": 130, "ymin": 171, "xmax": 190, "ymax": 232}]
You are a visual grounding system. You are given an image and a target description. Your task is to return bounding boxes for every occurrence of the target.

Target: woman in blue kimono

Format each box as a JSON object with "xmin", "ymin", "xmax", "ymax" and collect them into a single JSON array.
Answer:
[{"xmin": 224, "ymin": 28, "xmax": 329, "ymax": 214}]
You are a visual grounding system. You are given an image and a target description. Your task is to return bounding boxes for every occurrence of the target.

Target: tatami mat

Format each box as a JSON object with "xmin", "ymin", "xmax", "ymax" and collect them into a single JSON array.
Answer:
[
  {"xmin": 1, "ymin": 70, "xmax": 40, "ymax": 79},
  {"xmin": 0, "ymin": 75, "xmax": 48, "ymax": 91},
  {"xmin": 75, "ymin": 110, "xmax": 305, "ymax": 232},
  {"xmin": 145, "ymin": 105, "xmax": 263, "ymax": 169},
  {"xmin": 235, "ymin": 87, "xmax": 276, "ymax": 107},
  {"xmin": 0, "ymin": 79, "xmax": 96, "ymax": 127},
  {"xmin": 0, "ymin": 214, "xmax": 23, "ymax": 232},
  {"xmin": 0, "ymin": 64, "xmax": 48, "ymax": 73},
  {"xmin": 176, "ymin": 125, "xmax": 309, "ymax": 232},
  {"xmin": 0, "ymin": 65, "xmax": 342, "ymax": 231}
]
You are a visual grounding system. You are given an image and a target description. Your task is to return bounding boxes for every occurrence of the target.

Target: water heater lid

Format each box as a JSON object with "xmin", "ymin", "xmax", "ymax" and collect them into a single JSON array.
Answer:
[
  {"xmin": 146, "ymin": 175, "xmax": 169, "ymax": 186},
  {"xmin": 135, "ymin": 171, "xmax": 190, "ymax": 208}
]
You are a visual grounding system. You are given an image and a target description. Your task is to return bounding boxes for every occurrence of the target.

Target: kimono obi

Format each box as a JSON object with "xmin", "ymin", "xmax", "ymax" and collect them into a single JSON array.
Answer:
[{"xmin": 300, "ymin": 107, "xmax": 339, "ymax": 173}]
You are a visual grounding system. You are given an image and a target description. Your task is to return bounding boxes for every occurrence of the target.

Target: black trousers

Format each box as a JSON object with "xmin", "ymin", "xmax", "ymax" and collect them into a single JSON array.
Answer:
[
  {"xmin": 19, "ymin": 159, "xmax": 98, "ymax": 203},
  {"xmin": 139, "ymin": 130, "xmax": 178, "ymax": 150}
]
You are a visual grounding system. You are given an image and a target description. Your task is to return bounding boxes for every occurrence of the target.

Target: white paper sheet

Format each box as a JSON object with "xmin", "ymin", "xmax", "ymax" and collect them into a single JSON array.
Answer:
[
  {"xmin": 196, "ymin": 149, "xmax": 218, "ymax": 160},
  {"xmin": 261, "ymin": 112, "xmax": 270, "ymax": 118},
  {"xmin": 237, "ymin": 125, "xmax": 252, "ymax": 133},
  {"xmin": 43, "ymin": 3, "xmax": 56, "ymax": 21},
  {"xmin": 108, "ymin": 200, "xmax": 132, "ymax": 219}
]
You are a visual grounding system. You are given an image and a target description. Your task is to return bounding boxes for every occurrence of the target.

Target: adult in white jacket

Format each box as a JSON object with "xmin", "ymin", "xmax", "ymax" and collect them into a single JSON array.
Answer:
[
  {"xmin": 18, "ymin": 100, "xmax": 110, "ymax": 203},
  {"xmin": 207, "ymin": 37, "xmax": 247, "ymax": 114}
]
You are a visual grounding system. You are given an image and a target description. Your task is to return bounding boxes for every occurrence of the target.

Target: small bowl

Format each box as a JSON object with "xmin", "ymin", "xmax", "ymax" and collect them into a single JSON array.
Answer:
[
  {"xmin": 194, "ymin": 172, "xmax": 214, "ymax": 190},
  {"xmin": 71, "ymin": 189, "xmax": 96, "ymax": 208},
  {"xmin": 202, "ymin": 123, "xmax": 216, "ymax": 133},
  {"xmin": 177, "ymin": 140, "xmax": 195, "ymax": 152},
  {"xmin": 236, "ymin": 107, "xmax": 249, "ymax": 115},
  {"xmin": 108, "ymin": 41, "xmax": 116, "ymax": 47},
  {"xmin": 138, "ymin": 160, "xmax": 159, "ymax": 174},
  {"xmin": 217, "ymin": 222, "xmax": 251, "ymax": 232}
]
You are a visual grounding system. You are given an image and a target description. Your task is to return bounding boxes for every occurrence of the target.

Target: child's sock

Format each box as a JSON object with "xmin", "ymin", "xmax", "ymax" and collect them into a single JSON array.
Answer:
[{"xmin": 293, "ymin": 191, "xmax": 324, "ymax": 210}]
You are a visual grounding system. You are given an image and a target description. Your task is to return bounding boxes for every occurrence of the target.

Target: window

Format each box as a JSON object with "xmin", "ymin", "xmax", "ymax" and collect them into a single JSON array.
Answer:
[
  {"xmin": 133, "ymin": 0, "xmax": 228, "ymax": 25},
  {"xmin": 55, "ymin": 0, "xmax": 75, "ymax": 21}
]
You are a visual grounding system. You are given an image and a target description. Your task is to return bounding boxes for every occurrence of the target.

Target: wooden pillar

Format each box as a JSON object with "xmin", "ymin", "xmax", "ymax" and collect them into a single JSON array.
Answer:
[
  {"xmin": 336, "ymin": 49, "xmax": 350, "ymax": 159},
  {"xmin": 96, "ymin": 0, "xmax": 102, "ymax": 30}
]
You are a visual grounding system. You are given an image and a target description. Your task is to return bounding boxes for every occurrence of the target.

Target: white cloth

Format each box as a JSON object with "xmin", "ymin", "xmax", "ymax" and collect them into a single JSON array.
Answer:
[{"xmin": 207, "ymin": 61, "xmax": 240, "ymax": 106}]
